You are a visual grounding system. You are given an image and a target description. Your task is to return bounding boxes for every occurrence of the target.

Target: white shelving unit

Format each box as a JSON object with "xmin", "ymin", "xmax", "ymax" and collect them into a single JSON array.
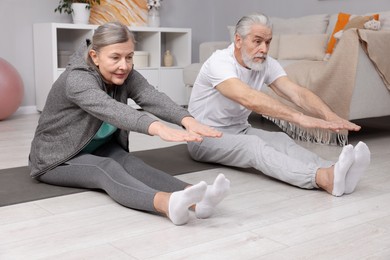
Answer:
[{"xmin": 33, "ymin": 23, "xmax": 191, "ymax": 111}]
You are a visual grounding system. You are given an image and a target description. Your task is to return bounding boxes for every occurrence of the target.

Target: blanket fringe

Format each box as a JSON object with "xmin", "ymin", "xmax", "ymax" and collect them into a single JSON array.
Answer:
[{"xmin": 264, "ymin": 116, "xmax": 348, "ymax": 146}]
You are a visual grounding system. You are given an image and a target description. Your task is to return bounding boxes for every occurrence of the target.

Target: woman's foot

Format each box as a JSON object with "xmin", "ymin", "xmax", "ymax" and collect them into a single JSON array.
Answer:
[
  {"xmin": 168, "ymin": 181, "xmax": 207, "ymax": 225},
  {"xmin": 195, "ymin": 173, "xmax": 230, "ymax": 219}
]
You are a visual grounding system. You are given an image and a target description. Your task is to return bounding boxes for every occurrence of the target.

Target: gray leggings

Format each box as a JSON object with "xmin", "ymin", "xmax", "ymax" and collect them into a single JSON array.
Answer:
[
  {"xmin": 188, "ymin": 125, "xmax": 333, "ymax": 189},
  {"xmin": 38, "ymin": 140, "xmax": 188, "ymax": 213}
]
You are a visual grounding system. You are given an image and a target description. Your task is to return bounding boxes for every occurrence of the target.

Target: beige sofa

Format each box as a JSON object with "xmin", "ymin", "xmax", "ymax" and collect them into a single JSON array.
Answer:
[{"xmin": 183, "ymin": 11, "xmax": 390, "ymax": 121}]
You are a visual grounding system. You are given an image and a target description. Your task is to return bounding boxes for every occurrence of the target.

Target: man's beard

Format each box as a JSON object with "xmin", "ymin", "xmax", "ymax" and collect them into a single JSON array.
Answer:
[{"xmin": 241, "ymin": 48, "xmax": 268, "ymax": 72}]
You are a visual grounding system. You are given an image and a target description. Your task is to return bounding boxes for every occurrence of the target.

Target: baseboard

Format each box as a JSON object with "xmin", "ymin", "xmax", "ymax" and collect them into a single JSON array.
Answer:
[{"xmin": 14, "ymin": 106, "xmax": 38, "ymax": 116}]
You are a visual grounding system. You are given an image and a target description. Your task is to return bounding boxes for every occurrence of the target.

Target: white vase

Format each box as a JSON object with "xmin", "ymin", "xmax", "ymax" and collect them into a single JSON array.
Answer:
[
  {"xmin": 148, "ymin": 8, "xmax": 160, "ymax": 27},
  {"xmin": 71, "ymin": 3, "xmax": 90, "ymax": 24}
]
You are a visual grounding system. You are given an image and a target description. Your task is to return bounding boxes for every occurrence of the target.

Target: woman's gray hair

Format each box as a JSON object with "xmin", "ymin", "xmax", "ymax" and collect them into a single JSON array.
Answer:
[
  {"xmin": 235, "ymin": 13, "xmax": 272, "ymax": 39},
  {"xmin": 86, "ymin": 22, "xmax": 136, "ymax": 69}
]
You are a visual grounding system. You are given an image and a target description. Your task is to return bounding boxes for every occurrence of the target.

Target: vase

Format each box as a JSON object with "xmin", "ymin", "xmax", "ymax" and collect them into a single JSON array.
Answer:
[
  {"xmin": 163, "ymin": 50, "xmax": 173, "ymax": 67},
  {"xmin": 71, "ymin": 3, "xmax": 90, "ymax": 24},
  {"xmin": 148, "ymin": 7, "xmax": 160, "ymax": 27}
]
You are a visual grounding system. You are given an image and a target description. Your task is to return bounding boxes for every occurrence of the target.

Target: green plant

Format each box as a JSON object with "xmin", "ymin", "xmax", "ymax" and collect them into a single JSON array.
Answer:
[{"xmin": 54, "ymin": 0, "xmax": 101, "ymax": 14}]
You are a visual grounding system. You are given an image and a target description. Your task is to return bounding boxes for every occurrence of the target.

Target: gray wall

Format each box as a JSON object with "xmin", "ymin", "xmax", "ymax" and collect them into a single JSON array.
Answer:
[{"xmin": 0, "ymin": 0, "xmax": 389, "ymax": 108}]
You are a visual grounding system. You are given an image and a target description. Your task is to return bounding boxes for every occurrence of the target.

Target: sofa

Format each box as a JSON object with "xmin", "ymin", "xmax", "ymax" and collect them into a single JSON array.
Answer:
[{"xmin": 183, "ymin": 11, "xmax": 390, "ymax": 124}]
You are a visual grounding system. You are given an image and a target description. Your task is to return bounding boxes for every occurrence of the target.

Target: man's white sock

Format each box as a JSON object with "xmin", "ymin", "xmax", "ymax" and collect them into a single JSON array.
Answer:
[
  {"xmin": 344, "ymin": 141, "xmax": 371, "ymax": 194},
  {"xmin": 168, "ymin": 181, "xmax": 207, "ymax": 225},
  {"xmin": 332, "ymin": 144, "xmax": 355, "ymax": 197},
  {"xmin": 195, "ymin": 173, "xmax": 230, "ymax": 219}
]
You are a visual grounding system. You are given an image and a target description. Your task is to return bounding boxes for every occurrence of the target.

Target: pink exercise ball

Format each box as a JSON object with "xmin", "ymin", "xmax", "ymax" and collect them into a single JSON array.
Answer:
[{"xmin": 0, "ymin": 58, "xmax": 24, "ymax": 120}]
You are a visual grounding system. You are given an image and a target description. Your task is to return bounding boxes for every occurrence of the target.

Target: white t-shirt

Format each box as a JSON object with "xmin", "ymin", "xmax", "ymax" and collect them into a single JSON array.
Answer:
[{"xmin": 188, "ymin": 43, "xmax": 287, "ymax": 128}]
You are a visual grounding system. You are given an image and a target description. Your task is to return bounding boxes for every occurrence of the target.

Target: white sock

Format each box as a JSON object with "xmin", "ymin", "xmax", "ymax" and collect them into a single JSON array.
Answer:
[
  {"xmin": 332, "ymin": 144, "xmax": 355, "ymax": 197},
  {"xmin": 195, "ymin": 173, "xmax": 230, "ymax": 219},
  {"xmin": 344, "ymin": 141, "xmax": 371, "ymax": 194},
  {"xmin": 168, "ymin": 181, "xmax": 207, "ymax": 225}
]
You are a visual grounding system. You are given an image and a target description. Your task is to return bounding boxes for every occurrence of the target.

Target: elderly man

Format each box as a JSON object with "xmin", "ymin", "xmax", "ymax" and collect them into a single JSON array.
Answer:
[{"xmin": 187, "ymin": 13, "xmax": 371, "ymax": 197}]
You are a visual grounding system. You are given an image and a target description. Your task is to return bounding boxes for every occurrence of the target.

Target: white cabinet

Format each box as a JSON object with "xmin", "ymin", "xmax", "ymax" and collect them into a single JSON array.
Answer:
[{"xmin": 33, "ymin": 23, "xmax": 191, "ymax": 111}]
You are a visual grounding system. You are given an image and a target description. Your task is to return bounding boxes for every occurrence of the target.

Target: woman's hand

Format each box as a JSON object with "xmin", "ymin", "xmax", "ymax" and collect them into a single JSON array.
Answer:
[
  {"xmin": 181, "ymin": 117, "xmax": 222, "ymax": 138},
  {"xmin": 148, "ymin": 121, "xmax": 204, "ymax": 142}
]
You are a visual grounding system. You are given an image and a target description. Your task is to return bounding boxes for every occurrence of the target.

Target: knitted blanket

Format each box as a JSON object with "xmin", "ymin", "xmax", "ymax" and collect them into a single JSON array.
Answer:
[
  {"xmin": 357, "ymin": 29, "xmax": 390, "ymax": 90},
  {"xmin": 265, "ymin": 29, "xmax": 390, "ymax": 145}
]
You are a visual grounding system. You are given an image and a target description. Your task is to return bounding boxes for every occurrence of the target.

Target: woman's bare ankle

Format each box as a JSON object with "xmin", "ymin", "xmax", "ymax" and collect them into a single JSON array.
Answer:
[{"xmin": 153, "ymin": 192, "xmax": 170, "ymax": 217}]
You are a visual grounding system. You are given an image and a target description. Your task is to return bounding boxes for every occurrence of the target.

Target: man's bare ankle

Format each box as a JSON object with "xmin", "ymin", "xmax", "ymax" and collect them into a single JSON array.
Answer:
[{"xmin": 316, "ymin": 167, "xmax": 333, "ymax": 193}]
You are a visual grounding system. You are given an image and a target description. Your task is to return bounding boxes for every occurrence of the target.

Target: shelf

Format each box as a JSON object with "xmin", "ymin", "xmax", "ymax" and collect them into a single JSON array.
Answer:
[{"xmin": 33, "ymin": 23, "xmax": 192, "ymax": 111}]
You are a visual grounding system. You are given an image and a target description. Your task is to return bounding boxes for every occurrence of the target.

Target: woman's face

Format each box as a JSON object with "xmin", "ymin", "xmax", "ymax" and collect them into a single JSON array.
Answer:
[{"xmin": 89, "ymin": 39, "xmax": 134, "ymax": 85}]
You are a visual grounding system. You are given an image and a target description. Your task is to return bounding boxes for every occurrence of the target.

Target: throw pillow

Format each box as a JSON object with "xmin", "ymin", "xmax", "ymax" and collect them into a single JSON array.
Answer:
[
  {"xmin": 333, "ymin": 15, "xmax": 381, "ymax": 40},
  {"xmin": 378, "ymin": 11, "xmax": 390, "ymax": 31},
  {"xmin": 268, "ymin": 34, "xmax": 279, "ymax": 59},
  {"xmin": 325, "ymin": 12, "xmax": 380, "ymax": 55},
  {"xmin": 270, "ymin": 14, "xmax": 330, "ymax": 34},
  {"xmin": 325, "ymin": 13, "xmax": 351, "ymax": 55},
  {"xmin": 278, "ymin": 34, "xmax": 328, "ymax": 61}
]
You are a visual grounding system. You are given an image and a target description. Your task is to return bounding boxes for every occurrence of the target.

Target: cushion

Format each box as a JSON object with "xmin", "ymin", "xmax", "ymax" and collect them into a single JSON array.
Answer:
[
  {"xmin": 326, "ymin": 12, "xmax": 379, "ymax": 55},
  {"xmin": 183, "ymin": 63, "xmax": 203, "ymax": 86},
  {"xmin": 270, "ymin": 14, "xmax": 330, "ymax": 34},
  {"xmin": 268, "ymin": 34, "xmax": 279, "ymax": 59},
  {"xmin": 378, "ymin": 11, "xmax": 390, "ymax": 30},
  {"xmin": 344, "ymin": 15, "xmax": 372, "ymax": 30},
  {"xmin": 278, "ymin": 34, "xmax": 328, "ymax": 61},
  {"xmin": 227, "ymin": 26, "xmax": 235, "ymax": 42},
  {"xmin": 199, "ymin": 41, "xmax": 230, "ymax": 63}
]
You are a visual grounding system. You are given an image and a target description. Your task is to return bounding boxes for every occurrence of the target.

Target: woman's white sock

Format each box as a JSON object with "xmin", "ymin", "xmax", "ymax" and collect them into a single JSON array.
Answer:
[
  {"xmin": 168, "ymin": 181, "xmax": 207, "ymax": 225},
  {"xmin": 332, "ymin": 144, "xmax": 355, "ymax": 196},
  {"xmin": 344, "ymin": 141, "xmax": 371, "ymax": 194},
  {"xmin": 195, "ymin": 173, "xmax": 230, "ymax": 219}
]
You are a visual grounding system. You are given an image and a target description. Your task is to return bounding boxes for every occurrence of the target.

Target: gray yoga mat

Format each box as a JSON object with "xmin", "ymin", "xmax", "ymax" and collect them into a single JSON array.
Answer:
[
  {"xmin": 0, "ymin": 144, "xmax": 219, "ymax": 207},
  {"xmin": 0, "ymin": 115, "xmax": 289, "ymax": 207}
]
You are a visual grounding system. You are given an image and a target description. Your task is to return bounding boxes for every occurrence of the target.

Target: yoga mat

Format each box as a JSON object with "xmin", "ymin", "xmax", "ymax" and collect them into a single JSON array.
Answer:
[
  {"xmin": 0, "ymin": 144, "xmax": 219, "ymax": 207},
  {"xmin": 0, "ymin": 115, "xmax": 278, "ymax": 207}
]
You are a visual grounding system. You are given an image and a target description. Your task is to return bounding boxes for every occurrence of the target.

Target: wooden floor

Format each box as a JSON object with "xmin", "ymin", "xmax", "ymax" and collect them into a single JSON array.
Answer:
[{"xmin": 1, "ymin": 113, "xmax": 390, "ymax": 259}]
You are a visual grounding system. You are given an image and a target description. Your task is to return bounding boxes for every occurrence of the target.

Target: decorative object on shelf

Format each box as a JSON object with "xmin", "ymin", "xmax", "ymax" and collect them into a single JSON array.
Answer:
[
  {"xmin": 71, "ymin": 3, "xmax": 90, "ymax": 24},
  {"xmin": 58, "ymin": 50, "xmax": 73, "ymax": 68},
  {"xmin": 90, "ymin": 0, "xmax": 148, "ymax": 26},
  {"xmin": 54, "ymin": 0, "xmax": 100, "ymax": 24},
  {"xmin": 147, "ymin": 0, "xmax": 162, "ymax": 27},
  {"xmin": 133, "ymin": 51, "xmax": 149, "ymax": 68},
  {"xmin": 163, "ymin": 50, "xmax": 173, "ymax": 67},
  {"xmin": 0, "ymin": 58, "xmax": 24, "ymax": 120}
]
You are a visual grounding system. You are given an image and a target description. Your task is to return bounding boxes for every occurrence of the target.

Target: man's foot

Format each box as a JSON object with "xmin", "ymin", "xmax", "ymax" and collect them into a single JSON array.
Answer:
[
  {"xmin": 344, "ymin": 141, "xmax": 371, "ymax": 194},
  {"xmin": 332, "ymin": 144, "xmax": 355, "ymax": 196}
]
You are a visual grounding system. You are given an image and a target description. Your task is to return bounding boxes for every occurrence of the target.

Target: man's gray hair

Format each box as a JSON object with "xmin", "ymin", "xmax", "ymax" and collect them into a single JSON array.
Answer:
[{"xmin": 235, "ymin": 13, "xmax": 272, "ymax": 39}]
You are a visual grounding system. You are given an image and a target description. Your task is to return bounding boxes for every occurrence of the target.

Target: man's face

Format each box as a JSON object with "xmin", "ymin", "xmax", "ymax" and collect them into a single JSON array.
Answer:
[{"xmin": 236, "ymin": 24, "xmax": 272, "ymax": 71}]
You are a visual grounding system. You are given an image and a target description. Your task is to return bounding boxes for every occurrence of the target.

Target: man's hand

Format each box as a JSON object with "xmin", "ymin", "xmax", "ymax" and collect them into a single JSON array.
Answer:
[
  {"xmin": 181, "ymin": 117, "xmax": 223, "ymax": 138},
  {"xmin": 325, "ymin": 114, "xmax": 361, "ymax": 132},
  {"xmin": 297, "ymin": 114, "xmax": 361, "ymax": 132}
]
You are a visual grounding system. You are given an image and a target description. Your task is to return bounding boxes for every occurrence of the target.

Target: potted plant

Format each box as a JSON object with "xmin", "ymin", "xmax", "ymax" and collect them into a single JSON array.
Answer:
[{"xmin": 55, "ymin": 0, "xmax": 101, "ymax": 24}]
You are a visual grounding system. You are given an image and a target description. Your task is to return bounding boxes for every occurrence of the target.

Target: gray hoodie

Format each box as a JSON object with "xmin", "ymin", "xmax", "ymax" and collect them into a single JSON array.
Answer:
[{"xmin": 29, "ymin": 41, "xmax": 191, "ymax": 178}]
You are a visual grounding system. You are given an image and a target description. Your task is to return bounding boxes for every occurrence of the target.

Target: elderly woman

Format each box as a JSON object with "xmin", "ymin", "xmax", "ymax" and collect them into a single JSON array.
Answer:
[{"xmin": 29, "ymin": 22, "xmax": 230, "ymax": 225}]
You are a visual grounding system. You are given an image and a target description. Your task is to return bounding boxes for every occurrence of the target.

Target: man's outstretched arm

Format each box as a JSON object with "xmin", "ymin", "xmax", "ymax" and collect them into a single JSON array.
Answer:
[
  {"xmin": 216, "ymin": 77, "xmax": 359, "ymax": 132},
  {"xmin": 269, "ymin": 76, "xmax": 360, "ymax": 132}
]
